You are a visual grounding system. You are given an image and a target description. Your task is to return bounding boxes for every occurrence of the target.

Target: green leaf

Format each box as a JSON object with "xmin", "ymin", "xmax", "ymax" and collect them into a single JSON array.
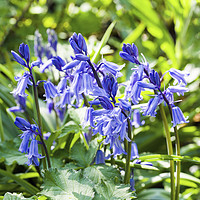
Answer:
[
  {"xmin": 3, "ymin": 192, "xmax": 33, "ymax": 200},
  {"xmin": 94, "ymin": 181, "xmax": 134, "ymax": 200},
  {"xmin": 58, "ymin": 121, "xmax": 80, "ymax": 138},
  {"xmin": 111, "ymin": 159, "xmax": 159, "ymax": 171},
  {"xmin": 122, "ymin": 23, "xmax": 145, "ymax": 44},
  {"xmin": 91, "ymin": 21, "xmax": 116, "ymax": 64},
  {"xmin": 0, "ymin": 140, "xmax": 27, "ymax": 165},
  {"xmin": 70, "ymin": 139, "xmax": 98, "ymax": 167},
  {"xmin": 0, "ymin": 169, "xmax": 39, "ymax": 195},
  {"xmin": 40, "ymin": 168, "xmax": 94, "ymax": 200},
  {"xmin": 137, "ymin": 189, "xmax": 170, "ymax": 200},
  {"xmin": 139, "ymin": 154, "xmax": 200, "ymax": 165},
  {"xmin": 83, "ymin": 165, "xmax": 121, "ymax": 185},
  {"xmin": 68, "ymin": 107, "xmax": 87, "ymax": 125}
]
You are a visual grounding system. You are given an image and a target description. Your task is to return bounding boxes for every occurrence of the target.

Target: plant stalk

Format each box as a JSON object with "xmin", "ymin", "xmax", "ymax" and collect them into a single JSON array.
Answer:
[
  {"xmin": 174, "ymin": 126, "xmax": 181, "ymax": 200},
  {"xmin": 159, "ymin": 104, "xmax": 175, "ymax": 200},
  {"xmin": 30, "ymin": 69, "xmax": 51, "ymax": 169},
  {"xmin": 124, "ymin": 115, "xmax": 132, "ymax": 184}
]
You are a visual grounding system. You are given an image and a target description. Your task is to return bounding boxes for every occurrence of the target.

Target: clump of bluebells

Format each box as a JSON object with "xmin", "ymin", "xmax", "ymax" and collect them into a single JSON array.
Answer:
[{"xmin": 10, "ymin": 29, "xmax": 189, "ymax": 192}]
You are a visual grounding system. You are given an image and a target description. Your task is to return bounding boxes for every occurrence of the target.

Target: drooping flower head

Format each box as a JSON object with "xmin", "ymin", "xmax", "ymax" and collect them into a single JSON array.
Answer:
[
  {"xmin": 43, "ymin": 80, "xmax": 58, "ymax": 100},
  {"xmin": 69, "ymin": 32, "xmax": 87, "ymax": 55},
  {"xmin": 171, "ymin": 106, "xmax": 189, "ymax": 127},
  {"xmin": 95, "ymin": 150, "xmax": 105, "ymax": 164},
  {"xmin": 119, "ymin": 43, "xmax": 140, "ymax": 64},
  {"xmin": 11, "ymin": 71, "xmax": 32, "ymax": 97},
  {"xmin": 168, "ymin": 68, "xmax": 189, "ymax": 86},
  {"xmin": 102, "ymin": 73, "xmax": 118, "ymax": 99},
  {"xmin": 25, "ymin": 139, "xmax": 44, "ymax": 166}
]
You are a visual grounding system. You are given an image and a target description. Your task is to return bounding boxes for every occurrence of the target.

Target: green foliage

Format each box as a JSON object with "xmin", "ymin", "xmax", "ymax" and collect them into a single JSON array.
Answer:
[
  {"xmin": 0, "ymin": 0, "xmax": 200, "ymax": 199},
  {"xmin": 70, "ymin": 139, "xmax": 98, "ymax": 167},
  {"xmin": 40, "ymin": 168, "xmax": 95, "ymax": 200},
  {"xmin": 0, "ymin": 140, "xmax": 27, "ymax": 165},
  {"xmin": 3, "ymin": 192, "xmax": 34, "ymax": 200}
]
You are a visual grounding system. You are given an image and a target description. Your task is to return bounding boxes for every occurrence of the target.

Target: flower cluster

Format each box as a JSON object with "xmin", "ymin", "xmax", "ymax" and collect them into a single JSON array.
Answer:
[
  {"xmin": 10, "ymin": 29, "xmax": 189, "ymax": 187},
  {"xmin": 14, "ymin": 117, "xmax": 44, "ymax": 166},
  {"xmin": 120, "ymin": 43, "xmax": 189, "ymax": 127}
]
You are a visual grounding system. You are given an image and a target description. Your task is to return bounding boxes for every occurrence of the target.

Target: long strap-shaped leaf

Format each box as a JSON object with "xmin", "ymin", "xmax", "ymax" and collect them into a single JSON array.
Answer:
[
  {"xmin": 139, "ymin": 154, "xmax": 200, "ymax": 164},
  {"xmin": 0, "ymin": 169, "xmax": 39, "ymax": 195},
  {"xmin": 91, "ymin": 20, "xmax": 116, "ymax": 64}
]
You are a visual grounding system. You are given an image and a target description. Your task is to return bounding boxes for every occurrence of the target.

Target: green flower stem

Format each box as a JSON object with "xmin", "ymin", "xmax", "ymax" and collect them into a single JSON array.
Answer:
[
  {"xmin": 0, "ymin": 168, "xmax": 39, "ymax": 195},
  {"xmin": 123, "ymin": 112, "xmax": 132, "ymax": 184},
  {"xmin": 159, "ymin": 104, "xmax": 175, "ymax": 200},
  {"xmin": 30, "ymin": 69, "xmax": 51, "ymax": 169},
  {"xmin": 174, "ymin": 126, "xmax": 181, "ymax": 200},
  {"xmin": 0, "ymin": 111, "xmax": 4, "ymax": 142}
]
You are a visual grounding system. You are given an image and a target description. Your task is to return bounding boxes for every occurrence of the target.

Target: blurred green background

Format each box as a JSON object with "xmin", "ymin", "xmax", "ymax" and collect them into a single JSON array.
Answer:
[{"xmin": 0, "ymin": 0, "xmax": 200, "ymax": 199}]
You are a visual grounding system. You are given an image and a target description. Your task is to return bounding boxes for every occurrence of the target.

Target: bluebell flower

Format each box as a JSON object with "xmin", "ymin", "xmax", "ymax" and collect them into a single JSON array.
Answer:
[
  {"xmin": 57, "ymin": 87, "xmax": 72, "ymax": 108},
  {"xmin": 43, "ymin": 81, "xmax": 58, "ymax": 100},
  {"xmin": 9, "ymin": 95, "xmax": 26, "ymax": 113},
  {"xmin": 111, "ymin": 138, "xmax": 127, "ymax": 158},
  {"xmin": 130, "ymin": 142, "xmax": 139, "ymax": 160},
  {"xmin": 117, "ymin": 99, "xmax": 131, "ymax": 112},
  {"xmin": 57, "ymin": 77, "xmax": 67, "ymax": 94},
  {"xmin": 132, "ymin": 109, "xmax": 145, "ymax": 128},
  {"xmin": 47, "ymin": 29, "xmax": 58, "ymax": 53},
  {"xmin": 149, "ymin": 69, "xmax": 161, "ymax": 88},
  {"xmin": 92, "ymin": 108, "xmax": 130, "ymax": 157},
  {"xmin": 137, "ymin": 81, "xmax": 157, "ymax": 90},
  {"xmin": 82, "ymin": 72, "xmax": 94, "ymax": 95},
  {"xmin": 11, "ymin": 50, "xmax": 27, "ymax": 67},
  {"xmin": 14, "ymin": 117, "xmax": 31, "ymax": 131},
  {"xmin": 40, "ymin": 56, "xmax": 66, "ymax": 72},
  {"xmin": 19, "ymin": 43, "xmax": 30, "ymax": 63},
  {"xmin": 167, "ymin": 86, "xmax": 189, "ymax": 96},
  {"xmin": 171, "ymin": 106, "xmax": 189, "ymax": 127},
  {"xmin": 130, "ymin": 82, "xmax": 143, "ymax": 104},
  {"xmin": 95, "ymin": 150, "xmax": 105, "ymax": 164},
  {"xmin": 163, "ymin": 89, "xmax": 174, "ymax": 105},
  {"xmin": 98, "ymin": 59, "xmax": 124, "ymax": 77},
  {"xmin": 70, "ymin": 73, "xmax": 83, "ymax": 105},
  {"xmin": 63, "ymin": 60, "xmax": 81, "ymax": 70},
  {"xmin": 92, "ymin": 85, "xmax": 108, "ymax": 98},
  {"xmin": 25, "ymin": 139, "xmax": 44, "ymax": 166},
  {"xmin": 39, "ymin": 59, "xmax": 53, "ymax": 73},
  {"xmin": 69, "ymin": 32, "xmax": 87, "ymax": 55},
  {"xmin": 71, "ymin": 72, "xmax": 94, "ymax": 104},
  {"xmin": 98, "ymin": 96, "xmax": 113, "ymax": 110},
  {"xmin": 34, "ymin": 30, "xmax": 44, "ymax": 62},
  {"xmin": 125, "ymin": 71, "xmax": 139, "ymax": 100},
  {"xmin": 51, "ymin": 56, "xmax": 66, "ymax": 71},
  {"xmin": 102, "ymin": 74, "xmax": 118, "ymax": 98},
  {"xmin": 19, "ymin": 131, "xmax": 31, "ymax": 153},
  {"xmin": 82, "ymin": 107, "xmax": 94, "ymax": 128},
  {"xmin": 75, "ymin": 53, "xmax": 90, "ymax": 61},
  {"xmin": 46, "ymin": 99, "xmax": 54, "ymax": 113},
  {"xmin": 119, "ymin": 43, "xmax": 140, "ymax": 64},
  {"xmin": 11, "ymin": 71, "xmax": 32, "ymax": 97},
  {"xmin": 142, "ymin": 95, "xmax": 161, "ymax": 117},
  {"xmin": 168, "ymin": 68, "xmax": 189, "ymax": 86}
]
